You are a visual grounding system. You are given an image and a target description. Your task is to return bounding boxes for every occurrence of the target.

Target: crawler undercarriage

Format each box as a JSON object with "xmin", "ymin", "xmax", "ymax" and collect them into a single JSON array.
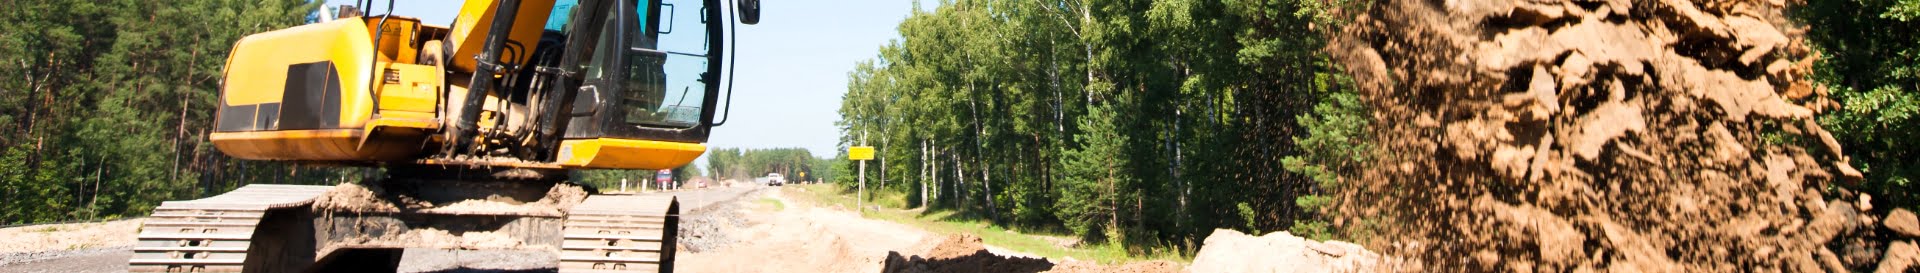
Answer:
[{"xmin": 129, "ymin": 170, "xmax": 679, "ymax": 273}]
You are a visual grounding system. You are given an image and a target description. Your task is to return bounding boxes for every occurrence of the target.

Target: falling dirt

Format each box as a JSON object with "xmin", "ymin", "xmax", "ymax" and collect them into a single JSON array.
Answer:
[{"xmin": 1326, "ymin": 0, "xmax": 1897, "ymax": 270}]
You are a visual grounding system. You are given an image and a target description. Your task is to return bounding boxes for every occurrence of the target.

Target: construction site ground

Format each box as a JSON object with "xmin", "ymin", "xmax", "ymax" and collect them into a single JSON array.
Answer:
[
  {"xmin": 0, "ymin": 183, "xmax": 1232, "ymax": 273},
  {"xmin": 0, "ymin": 184, "xmax": 758, "ymax": 273}
]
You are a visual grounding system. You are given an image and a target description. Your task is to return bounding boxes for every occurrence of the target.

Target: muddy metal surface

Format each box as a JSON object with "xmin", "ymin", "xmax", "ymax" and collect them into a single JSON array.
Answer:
[{"xmin": 0, "ymin": 185, "xmax": 762, "ymax": 273}]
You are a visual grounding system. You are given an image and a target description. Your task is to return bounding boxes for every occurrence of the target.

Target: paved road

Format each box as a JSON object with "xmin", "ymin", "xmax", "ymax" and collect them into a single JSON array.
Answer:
[{"xmin": 0, "ymin": 185, "xmax": 765, "ymax": 273}]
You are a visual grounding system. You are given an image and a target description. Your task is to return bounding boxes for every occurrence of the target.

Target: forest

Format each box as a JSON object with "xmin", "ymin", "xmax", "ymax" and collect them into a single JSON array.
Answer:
[
  {"xmin": 702, "ymin": 147, "xmax": 832, "ymax": 183},
  {"xmin": 829, "ymin": 0, "xmax": 1920, "ymax": 255},
  {"xmin": 829, "ymin": 0, "xmax": 1365, "ymax": 252},
  {"xmin": 1, "ymin": 0, "xmax": 327, "ymax": 225}
]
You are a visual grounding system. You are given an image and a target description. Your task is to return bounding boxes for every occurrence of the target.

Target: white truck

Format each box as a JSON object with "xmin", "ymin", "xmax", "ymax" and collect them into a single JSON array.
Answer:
[{"xmin": 759, "ymin": 173, "xmax": 786, "ymax": 186}]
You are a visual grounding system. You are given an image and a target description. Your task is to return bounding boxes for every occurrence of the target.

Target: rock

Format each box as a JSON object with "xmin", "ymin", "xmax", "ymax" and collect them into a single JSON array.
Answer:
[
  {"xmin": 1875, "ymin": 241, "xmax": 1920, "ymax": 273},
  {"xmin": 1188, "ymin": 229, "xmax": 1380, "ymax": 273},
  {"xmin": 1887, "ymin": 209, "xmax": 1920, "ymax": 238}
]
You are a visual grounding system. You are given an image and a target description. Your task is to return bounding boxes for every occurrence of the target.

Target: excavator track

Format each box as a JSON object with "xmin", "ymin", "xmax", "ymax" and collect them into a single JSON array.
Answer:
[
  {"xmin": 561, "ymin": 194, "xmax": 679, "ymax": 273},
  {"xmin": 129, "ymin": 184, "xmax": 332, "ymax": 273},
  {"xmin": 129, "ymin": 182, "xmax": 680, "ymax": 273}
]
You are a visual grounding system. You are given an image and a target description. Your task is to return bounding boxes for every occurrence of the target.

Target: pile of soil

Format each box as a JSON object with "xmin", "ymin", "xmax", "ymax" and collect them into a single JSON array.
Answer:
[
  {"xmin": 881, "ymin": 234, "xmax": 1056, "ymax": 273},
  {"xmin": 1188, "ymin": 229, "xmax": 1381, "ymax": 272},
  {"xmin": 1327, "ymin": 0, "xmax": 1892, "ymax": 270},
  {"xmin": 309, "ymin": 180, "xmax": 588, "ymax": 216},
  {"xmin": 881, "ymin": 234, "xmax": 1182, "ymax": 273}
]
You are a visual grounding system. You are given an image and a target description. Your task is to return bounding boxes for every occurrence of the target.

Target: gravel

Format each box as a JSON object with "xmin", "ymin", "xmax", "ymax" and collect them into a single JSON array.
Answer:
[
  {"xmin": 0, "ymin": 246, "xmax": 132, "ymax": 268},
  {"xmin": 676, "ymin": 188, "xmax": 764, "ymax": 253}
]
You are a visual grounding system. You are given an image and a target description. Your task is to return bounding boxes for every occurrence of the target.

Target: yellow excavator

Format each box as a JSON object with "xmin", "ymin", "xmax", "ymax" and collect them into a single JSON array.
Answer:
[{"xmin": 128, "ymin": 0, "xmax": 758, "ymax": 272}]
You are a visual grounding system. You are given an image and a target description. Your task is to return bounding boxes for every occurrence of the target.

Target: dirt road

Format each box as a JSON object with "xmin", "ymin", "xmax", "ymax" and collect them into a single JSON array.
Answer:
[
  {"xmin": 0, "ymin": 185, "xmax": 762, "ymax": 273},
  {"xmin": 1, "ymin": 184, "xmax": 1191, "ymax": 273},
  {"xmin": 673, "ymin": 187, "xmax": 934, "ymax": 272}
]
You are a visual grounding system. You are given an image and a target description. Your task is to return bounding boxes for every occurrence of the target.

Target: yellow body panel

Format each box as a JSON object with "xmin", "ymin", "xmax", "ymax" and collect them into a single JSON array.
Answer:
[
  {"xmin": 448, "ymin": 0, "xmax": 558, "ymax": 72},
  {"xmin": 374, "ymin": 62, "xmax": 442, "ymax": 117},
  {"xmin": 210, "ymin": 129, "xmax": 420, "ymax": 161},
  {"xmin": 368, "ymin": 17, "xmax": 422, "ymax": 64},
  {"xmin": 216, "ymin": 18, "xmax": 433, "ymax": 161},
  {"xmin": 222, "ymin": 20, "xmax": 375, "ymax": 120},
  {"xmin": 557, "ymin": 139, "xmax": 707, "ymax": 170}
]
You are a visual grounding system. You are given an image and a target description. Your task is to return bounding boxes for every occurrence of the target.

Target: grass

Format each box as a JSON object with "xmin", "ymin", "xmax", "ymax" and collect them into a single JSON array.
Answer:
[
  {"xmin": 784, "ymin": 184, "xmax": 1187, "ymax": 265},
  {"xmin": 757, "ymin": 197, "xmax": 786, "ymax": 211},
  {"xmin": 30, "ymin": 225, "xmax": 63, "ymax": 233}
]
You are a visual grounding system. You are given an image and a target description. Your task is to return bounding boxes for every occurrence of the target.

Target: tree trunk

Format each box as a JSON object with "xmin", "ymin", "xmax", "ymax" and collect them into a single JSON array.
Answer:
[
  {"xmin": 172, "ymin": 89, "xmax": 189, "ymax": 187},
  {"xmin": 932, "ymin": 145, "xmax": 941, "ymax": 208},
  {"xmin": 879, "ymin": 143, "xmax": 887, "ymax": 192},
  {"xmin": 921, "ymin": 138, "xmax": 929, "ymax": 208},
  {"xmin": 1172, "ymin": 109, "xmax": 1187, "ymax": 233},
  {"xmin": 952, "ymin": 151, "xmax": 965, "ymax": 212},
  {"xmin": 1105, "ymin": 156, "xmax": 1118, "ymax": 240}
]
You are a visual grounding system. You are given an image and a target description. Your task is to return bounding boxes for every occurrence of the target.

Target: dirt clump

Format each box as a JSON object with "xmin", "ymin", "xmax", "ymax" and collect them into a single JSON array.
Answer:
[
  {"xmin": 1327, "ymin": 0, "xmax": 1890, "ymax": 270},
  {"xmin": 1188, "ymin": 229, "xmax": 1380, "ymax": 272},
  {"xmin": 882, "ymin": 234, "xmax": 1183, "ymax": 273},
  {"xmin": 310, "ymin": 180, "xmax": 587, "ymax": 216},
  {"xmin": 881, "ymin": 234, "xmax": 1055, "ymax": 273}
]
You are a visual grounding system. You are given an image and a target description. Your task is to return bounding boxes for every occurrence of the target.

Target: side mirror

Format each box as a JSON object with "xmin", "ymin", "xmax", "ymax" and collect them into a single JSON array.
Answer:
[{"xmin": 736, "ymin": 0, "xmax": 760, "ymax": 25}]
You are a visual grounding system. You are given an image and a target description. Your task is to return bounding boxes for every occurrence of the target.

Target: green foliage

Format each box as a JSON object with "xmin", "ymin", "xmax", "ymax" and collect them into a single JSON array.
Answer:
[
  {"xmin": 1279, "ymin": 72, "xmax": 1367, "ymax": 240},
  {"xmin": 703, "ymin": 147, "xmax": 824, "ymax": 182},
  {"xmin": 0, "ymin": 0, "xmax": 320, "ymax": 225},
  {"xmin": 1055, "ymin": 103, "xmax": 1134, "ymax": 240},
  {"xmin": 1886, "ymin": 0, "xmax": 1920, "ymax": 21},
  {"xmin": 1797, "ymin": 0, "xmax": 1920, "ymax": 210},
  {"xmin": 833, "ymin": 0, "xmax": 1366, "ymax": 254}
]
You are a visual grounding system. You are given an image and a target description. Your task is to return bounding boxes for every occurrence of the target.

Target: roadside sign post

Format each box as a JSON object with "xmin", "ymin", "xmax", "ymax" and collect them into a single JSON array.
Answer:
[{"xmin": 850, "ymin": 146, "xmax": 876, "ymax": 212}]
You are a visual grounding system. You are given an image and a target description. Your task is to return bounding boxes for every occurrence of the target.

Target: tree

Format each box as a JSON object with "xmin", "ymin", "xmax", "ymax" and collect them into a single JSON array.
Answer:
[
  {"xmin": 1798, "ymin": 0, "xmax": 1920, "ymax": 209},
  {"xmin": 0, "ymin": 0, "xmax": 318, "ymax": 224}
]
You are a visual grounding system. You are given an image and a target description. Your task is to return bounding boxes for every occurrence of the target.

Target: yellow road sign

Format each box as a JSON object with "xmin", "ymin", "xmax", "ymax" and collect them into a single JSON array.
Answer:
[{"xmin": 849, "ymin": 146, "xmax": 875, "ymax": 160}]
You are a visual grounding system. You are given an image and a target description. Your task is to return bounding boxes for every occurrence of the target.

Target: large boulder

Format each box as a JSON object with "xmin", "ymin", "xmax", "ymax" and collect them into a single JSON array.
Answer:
[{"xmin": 1188, "ymin": 229, "xmax": 1380, "ymax": 273}]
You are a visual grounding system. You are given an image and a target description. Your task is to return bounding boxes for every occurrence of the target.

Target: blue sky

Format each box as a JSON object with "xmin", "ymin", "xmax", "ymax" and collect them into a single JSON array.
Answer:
[{"xmin": 322, "ymin": 0, "xmax": 921, "ymax": 164}]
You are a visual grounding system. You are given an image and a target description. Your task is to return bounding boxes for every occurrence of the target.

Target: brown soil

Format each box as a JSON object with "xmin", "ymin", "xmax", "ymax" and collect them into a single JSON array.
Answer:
[
  {"xmin": 881, "ymin": 234, "xmax": 1184, "ymax": 273},
  {"xmin": 881, "ymin": 234, "xmax": 1054, "ymax": 273},
  {"xmin": 1327, "ymin": 0, "xmax": 1891, "ymax": 271},
  {"xmin": 309, "ymin": 180, "xmax": 588, "ymax": 216}
]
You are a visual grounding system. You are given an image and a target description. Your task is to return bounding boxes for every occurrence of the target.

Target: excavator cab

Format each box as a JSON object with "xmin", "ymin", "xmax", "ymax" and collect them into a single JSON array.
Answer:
[
  {"xmin": 513, "ymin": 0, "xmax": 733, "ymax": 169},
  {"xmin": 559, "ymin": 0, "xmax": 719, "ymax": 143}
]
